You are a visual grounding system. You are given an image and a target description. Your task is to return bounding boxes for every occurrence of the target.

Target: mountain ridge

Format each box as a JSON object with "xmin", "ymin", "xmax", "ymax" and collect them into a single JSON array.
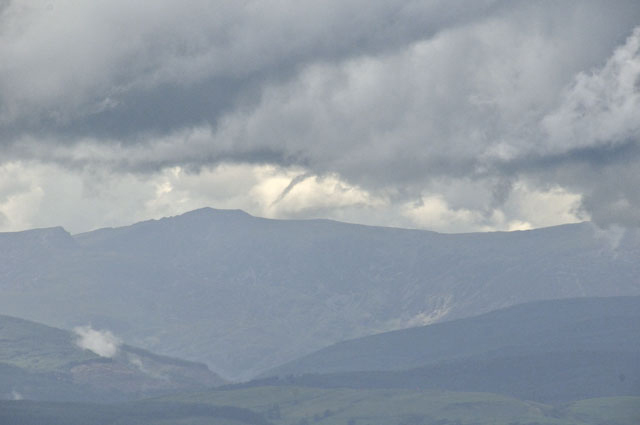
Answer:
[
  {"xmin": 259, "ymin": 296, "xmax": 640, "ymax": 402},
  {"xmin": 0, "ymin": 207, "xmax": 638, "ymax": 379},
  {"xmin": 263, "ymin": 295, "xmax": 640, "ymax": 375}
]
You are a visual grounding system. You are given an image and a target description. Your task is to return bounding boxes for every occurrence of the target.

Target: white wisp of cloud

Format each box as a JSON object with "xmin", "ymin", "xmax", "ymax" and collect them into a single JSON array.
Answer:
[{"xmin": 73, "ymin": 325, "xmax": 122, "ymax": 358}]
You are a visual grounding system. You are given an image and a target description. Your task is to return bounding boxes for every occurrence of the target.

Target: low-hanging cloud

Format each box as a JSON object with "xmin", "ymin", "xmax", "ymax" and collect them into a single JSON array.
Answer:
[
  {"xmin": 73, "ymin": 325, "xmax": 122, "ymax": 358},
  {"xmin": 1, "ymin": 0, "xmax": 639, "ymax": 232}
]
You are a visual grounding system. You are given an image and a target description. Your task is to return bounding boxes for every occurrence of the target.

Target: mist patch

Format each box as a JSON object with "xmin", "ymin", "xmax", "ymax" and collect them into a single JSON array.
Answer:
[{"xmin": 73, "ymin": 325, "xmax": 122, "ymax": 358}]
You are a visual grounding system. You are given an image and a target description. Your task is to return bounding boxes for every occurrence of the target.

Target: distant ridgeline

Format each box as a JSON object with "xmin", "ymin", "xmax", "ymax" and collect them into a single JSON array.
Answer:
[
  {"xmin": 260, "ymin": 296, "xmax": 640, "ymax": 403},
  {"xmin": 0, "ymin": 208, "xmax": 638, "ymax": 380}
]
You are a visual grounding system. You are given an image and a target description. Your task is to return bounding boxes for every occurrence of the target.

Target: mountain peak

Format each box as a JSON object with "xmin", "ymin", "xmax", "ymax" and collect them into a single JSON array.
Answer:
[{"xmin": 180, "ymin": 207, "xmax": 252, "ymax": 219}]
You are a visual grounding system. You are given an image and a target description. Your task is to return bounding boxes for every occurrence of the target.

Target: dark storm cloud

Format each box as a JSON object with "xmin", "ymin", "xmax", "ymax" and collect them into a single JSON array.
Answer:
[
  {"xmin": 522, "ymin": 141, "xmax": 640, "ymax": 228},
  {"xmin": 1, "ymin": 0, "xmax": 640, "ymax": 229},
  {"xmin": 0, "ymin": 0, "xmax": 502, "ymax": 143}
]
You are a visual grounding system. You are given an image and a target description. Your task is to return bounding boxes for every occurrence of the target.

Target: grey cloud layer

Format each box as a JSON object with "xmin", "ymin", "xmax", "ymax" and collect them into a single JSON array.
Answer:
[
  {"xmin": 0, "ymin": 0, "xmax": 499, "ymax": 140},
  {"xmin": 1, "ymin": 0, "xmax": 640, "ymax": 228}
]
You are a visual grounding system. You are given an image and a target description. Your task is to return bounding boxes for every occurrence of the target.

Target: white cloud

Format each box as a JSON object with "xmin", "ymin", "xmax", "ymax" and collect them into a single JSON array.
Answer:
[
  {"xmin": 73, "ymin": 325, "xmax": 122, "ymax": 358},
  {"xmin": 0, "ymin": 161, "xmax": 387, "ymax": 233},
  {"xmin": 541, "ymin": 27, "xmax": 640, "ymax": 154}
]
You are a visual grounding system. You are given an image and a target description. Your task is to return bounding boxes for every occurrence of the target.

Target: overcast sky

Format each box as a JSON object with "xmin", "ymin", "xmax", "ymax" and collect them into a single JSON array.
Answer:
[{"xmin": 1, "ymin": 0, "xmax": 639, "ymax": 234}]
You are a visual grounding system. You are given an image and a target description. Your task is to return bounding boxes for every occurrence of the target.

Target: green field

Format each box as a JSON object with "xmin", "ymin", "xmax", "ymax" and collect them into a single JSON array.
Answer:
[
  {"xmin": 564, "ymin": 397, "xmax": 640, "ymax": 425},
  {"xmin": 160, "ymin": 386, "xmax": 640, "ymax": 425},
  {"xmin": 2, "ymin": 384, "xmax": 638, "ymax": 424}
]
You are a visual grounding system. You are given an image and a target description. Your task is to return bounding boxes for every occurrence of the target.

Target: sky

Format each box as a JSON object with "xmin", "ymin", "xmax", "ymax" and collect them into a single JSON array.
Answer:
[{"xmin": 1, "ymin": 0, "xmax": 639, "ymax": 234}]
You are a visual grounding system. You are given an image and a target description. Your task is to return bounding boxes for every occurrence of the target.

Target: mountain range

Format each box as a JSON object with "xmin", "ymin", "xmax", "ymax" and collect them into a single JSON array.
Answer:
[{"xmin": 0, "ymin": 208, "xmax": 638, "ymax": 379}]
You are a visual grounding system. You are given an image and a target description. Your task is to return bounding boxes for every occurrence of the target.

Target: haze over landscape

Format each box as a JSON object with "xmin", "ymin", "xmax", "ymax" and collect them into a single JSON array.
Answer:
[{"xmin": 1, "ymin": 1, "xmax": 639, "ymax": 424}]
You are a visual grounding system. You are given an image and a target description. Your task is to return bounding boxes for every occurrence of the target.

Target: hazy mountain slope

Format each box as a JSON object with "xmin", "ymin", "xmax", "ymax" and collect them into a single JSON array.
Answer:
[
  {"xmin": 0, "ymin": 314, "xmax": 225, "ymax": 402},
  {"xmin": 259, "ymin": 297, "xmax": 640, "ymax": 402},
  {"xmin": 264, "ymin": 351, "xmax": 639, "ymax": 403},
  {"xmin": 266, "ymin": 296, "xmax": 640, "ymax": 376},
  {"xmin": 0, "ymin": 208, "xmax": 638, "ymax": 379}
]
